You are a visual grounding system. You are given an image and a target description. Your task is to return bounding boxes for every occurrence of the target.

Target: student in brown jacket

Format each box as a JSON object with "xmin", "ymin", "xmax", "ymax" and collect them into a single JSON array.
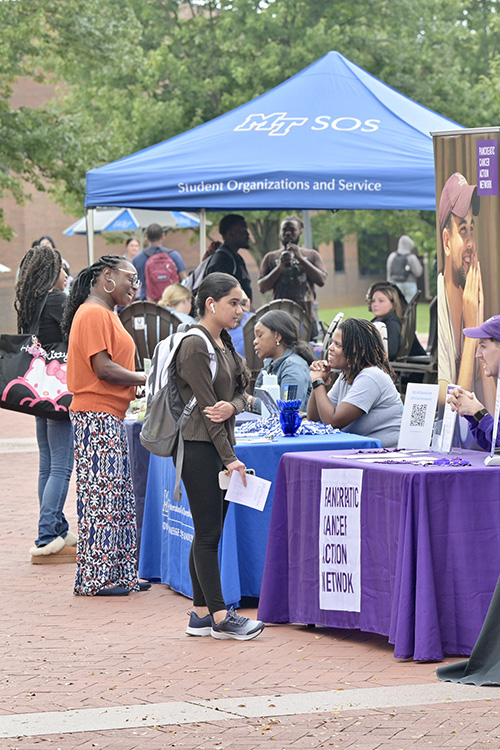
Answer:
[{"xmin": 176, "ymin": 272, "xmax": 265, "ymax": 641}]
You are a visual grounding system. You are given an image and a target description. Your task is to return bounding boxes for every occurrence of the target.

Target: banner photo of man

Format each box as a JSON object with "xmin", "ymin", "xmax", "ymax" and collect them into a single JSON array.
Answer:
[{"xmin": 433, "ymin": 128, "xmax": 500, "ymax": 435}]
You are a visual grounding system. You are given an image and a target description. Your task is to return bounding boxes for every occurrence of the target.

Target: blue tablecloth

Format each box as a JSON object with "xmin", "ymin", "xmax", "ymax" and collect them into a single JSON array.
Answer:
[
  {"xmin": 138, "ymin": 432, "xmax": 380, "ymax": 606},
  {"xmin": 124, "ymin": 420, "xmax": 150, "ymax": 555}
]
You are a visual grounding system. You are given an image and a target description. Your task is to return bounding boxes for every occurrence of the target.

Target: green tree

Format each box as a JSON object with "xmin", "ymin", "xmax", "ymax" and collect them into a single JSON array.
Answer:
[
  {"xmin": 0, "ymin": 0, "xmax": 143, "ymax": 238},
  {"xmin": 4, "ymin": 0, "xmax": 500, "ymax": 263}
]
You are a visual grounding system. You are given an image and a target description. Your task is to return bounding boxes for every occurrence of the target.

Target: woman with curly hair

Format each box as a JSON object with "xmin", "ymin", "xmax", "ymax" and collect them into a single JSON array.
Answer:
[
  {"xmin": 307, "ymin": 318, "xmax": 403, "ymax": 448},
  {"xmin": 15, "ymin": 243, "xmax": 75, "ymax": 562},
  {"xmin": 62, "ymin": 255, "xmax": 147, "ymax": 596}
]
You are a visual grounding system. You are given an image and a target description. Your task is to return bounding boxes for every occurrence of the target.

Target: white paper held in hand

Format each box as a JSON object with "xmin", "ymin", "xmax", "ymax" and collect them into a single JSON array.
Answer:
[{"xmin": 225, "ymin": 471, "xmax": 272, "ymax": 512}]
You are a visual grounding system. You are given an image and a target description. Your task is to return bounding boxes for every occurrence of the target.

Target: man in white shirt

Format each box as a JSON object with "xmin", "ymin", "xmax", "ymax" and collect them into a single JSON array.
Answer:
[{"xmin": 437, "ymin": 172, "xmax": 494, "ymax": 413}]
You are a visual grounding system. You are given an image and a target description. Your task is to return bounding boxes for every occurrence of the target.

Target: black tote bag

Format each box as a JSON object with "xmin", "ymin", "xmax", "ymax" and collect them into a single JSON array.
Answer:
[
  {"xmin": 0, "ymin": 334, "xmax": 71, "ymax": 419},
  {"xmin": 0, "ymin": 296, "xmax": 72, "ymax": 420}
]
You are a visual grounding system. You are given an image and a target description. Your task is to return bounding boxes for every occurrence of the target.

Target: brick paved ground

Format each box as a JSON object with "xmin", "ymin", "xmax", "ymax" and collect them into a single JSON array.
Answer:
[{"xmin": 1, "ymin": 408, "xmax": 500, "ymax": 750}]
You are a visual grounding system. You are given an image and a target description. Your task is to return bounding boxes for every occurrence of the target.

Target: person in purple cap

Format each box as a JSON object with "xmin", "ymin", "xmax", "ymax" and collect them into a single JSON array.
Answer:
[
  {"xmin": 437, "ymin": 171, "xmax": 494, "ymax": 412},
  {"xmin": 447, "ymin": 315, "xmax": 500, "ymax": 450}
]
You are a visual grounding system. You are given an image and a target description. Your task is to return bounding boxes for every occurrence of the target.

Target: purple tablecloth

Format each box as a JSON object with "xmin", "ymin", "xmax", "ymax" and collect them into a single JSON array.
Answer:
[
  {"xmin": 139, "ymin": 432, "xmax": 380, "ymax": 604},
  {"xmin": 257, "ymin": 449, "xmax": 500, "ymax": 661}
]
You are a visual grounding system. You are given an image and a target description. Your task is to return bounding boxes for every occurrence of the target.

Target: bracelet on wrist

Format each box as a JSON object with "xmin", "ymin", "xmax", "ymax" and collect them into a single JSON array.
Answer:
[
  {"xmin": 473, "ymin": 407, "xmax": 488, "ymax": 423},
  {"xmin": 312, "ymin": 378, "xmax": 326, "ymax": 390}
]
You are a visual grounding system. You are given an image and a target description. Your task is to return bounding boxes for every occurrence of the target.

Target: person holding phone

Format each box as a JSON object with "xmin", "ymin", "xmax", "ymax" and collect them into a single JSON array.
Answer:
[
  {"xmin": 174, "ymin": 272, "xmax": 265, "ymax": 641},
  {"xmin": 258, "ymin": 216, "xmax": 327, "ymax": 339}
]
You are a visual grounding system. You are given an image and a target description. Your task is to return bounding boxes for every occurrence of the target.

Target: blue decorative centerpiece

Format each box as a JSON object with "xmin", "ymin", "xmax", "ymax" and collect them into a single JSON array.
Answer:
[{"xmin": 277, "ymin": 399, "xmax": 302, "ymax": 437}]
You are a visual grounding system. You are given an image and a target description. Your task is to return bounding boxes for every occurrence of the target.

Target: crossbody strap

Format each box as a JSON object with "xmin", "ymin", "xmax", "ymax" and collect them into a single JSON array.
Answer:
[{"xmin": 28, "ymin": 294, "xmax": 49, "ymax": 335}]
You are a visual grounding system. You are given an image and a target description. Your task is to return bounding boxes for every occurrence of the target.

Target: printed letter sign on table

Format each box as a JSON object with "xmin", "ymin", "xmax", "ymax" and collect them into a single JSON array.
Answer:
[
  {"xmin": 319, "ymin": 468, "xmax": 363, "ymax": 612},
  {"xmin": 397, "ymin": 383, "xmax": 439, "ymax": 450}
]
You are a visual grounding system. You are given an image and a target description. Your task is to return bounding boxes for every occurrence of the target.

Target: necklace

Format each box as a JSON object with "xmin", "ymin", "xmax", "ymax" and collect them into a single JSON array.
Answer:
[{"xmin": 87, "ymin": 294, "xmax": 111, "ymax": 309}]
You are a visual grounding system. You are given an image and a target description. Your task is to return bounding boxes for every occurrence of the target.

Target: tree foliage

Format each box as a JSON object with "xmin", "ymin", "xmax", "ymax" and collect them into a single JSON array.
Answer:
[{"xmin": 3, "ymin": 0, "xmax": 500, "ymax": 261}]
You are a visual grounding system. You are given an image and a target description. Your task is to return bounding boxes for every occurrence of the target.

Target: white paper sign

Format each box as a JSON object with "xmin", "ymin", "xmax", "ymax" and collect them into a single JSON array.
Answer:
[
  {"xmin": 439, "ymin": 383, "xmax": 459, "ymax": 453},
  {"xmin": 397, "ymin": 383, "xmax": 439, "ymax": 450},
  {"xmin": 319, "ymin": 468, "xmax": 363, "ymax": 612},
  {"xmin": 225, "ymin": 471, "xmax": 271, "ymax": 512}
]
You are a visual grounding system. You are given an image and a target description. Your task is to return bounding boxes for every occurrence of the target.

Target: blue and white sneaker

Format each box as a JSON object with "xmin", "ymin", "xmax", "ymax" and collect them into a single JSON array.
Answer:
[
  {"xmin": 210, "ymin": 608, "xmax": 265, "ymax": 641},
  {"xmin": 186, "ymin": 611, "xmax": 212, "ymax": 636}
]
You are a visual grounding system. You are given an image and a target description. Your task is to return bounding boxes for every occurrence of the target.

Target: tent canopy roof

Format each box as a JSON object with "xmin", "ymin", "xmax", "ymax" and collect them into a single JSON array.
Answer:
[
  {"xmin": 63, "ymin": 207, "xmax": 202, "ymax": 235},
  {"xmin": 86, "ymin": 51, "xmax": 462, "ymax": 212}
]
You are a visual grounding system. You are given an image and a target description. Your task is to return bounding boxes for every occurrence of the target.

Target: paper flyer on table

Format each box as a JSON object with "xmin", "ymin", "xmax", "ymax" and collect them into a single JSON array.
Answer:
[
  {"xmin": 439, "ymin": 383, "xmax": 458, "ymax": 453},
  {"xmin": 485, "ymin": 366, "xmax": 500, "ymax": 464},
  {"xmin": 397, "ymin": 383, "xmax": 439, "ymax": 450},
  {"xmin": 225, "ymin": 471, "xmax": 271, "ymax": 511}
]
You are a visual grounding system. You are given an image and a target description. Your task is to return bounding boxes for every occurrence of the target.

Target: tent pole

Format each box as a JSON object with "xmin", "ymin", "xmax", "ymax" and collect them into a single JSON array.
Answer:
[
  {"xmin": 302, "ymin": 210, "xmax": 321, "ymax": 334},
  {"xmin": 200, "ymin": 209, "xmax": 207, "ymax": 261},
  {"xmin": 302, "ymin": 210, "xmax": 313, "ymax": 249},
  {"xmin": 85, "ymin": 209, "xmax": 95, "ymax": 265}
]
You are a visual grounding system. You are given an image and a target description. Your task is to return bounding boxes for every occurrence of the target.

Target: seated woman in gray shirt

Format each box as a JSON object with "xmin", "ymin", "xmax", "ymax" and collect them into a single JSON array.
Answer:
[
  {"xmin": 307, "ymin": 318, "xmax": 403, "ymax": 448},
  {"xmin": 247, "ymin": 310, "xmax": 314, "ymax": 414}
]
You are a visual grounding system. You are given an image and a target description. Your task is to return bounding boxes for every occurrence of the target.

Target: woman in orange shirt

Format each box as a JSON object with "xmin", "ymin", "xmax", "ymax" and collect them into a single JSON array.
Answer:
[{"xmin": 62, "ymin": 255, "xmax": 147, "ymax": 596}]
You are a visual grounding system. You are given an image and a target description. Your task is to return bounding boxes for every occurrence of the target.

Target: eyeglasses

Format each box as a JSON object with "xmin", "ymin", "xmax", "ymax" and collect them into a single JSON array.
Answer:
[{"xmin": 119, "ymin": 270, "xmax": 141, "ymax": 288}]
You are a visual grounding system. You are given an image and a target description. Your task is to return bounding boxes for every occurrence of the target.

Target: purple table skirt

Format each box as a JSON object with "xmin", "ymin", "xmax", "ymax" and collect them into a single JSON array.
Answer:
[{"xmin": 258, "ymin": 449, "xmax": 500, "ymax": 661}]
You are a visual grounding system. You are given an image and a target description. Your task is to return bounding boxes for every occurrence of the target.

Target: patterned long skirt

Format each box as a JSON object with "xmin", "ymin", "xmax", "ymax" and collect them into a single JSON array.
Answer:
[{"xmin": 71, "ymin": 411, "xmax": 140, "ymax": 595}]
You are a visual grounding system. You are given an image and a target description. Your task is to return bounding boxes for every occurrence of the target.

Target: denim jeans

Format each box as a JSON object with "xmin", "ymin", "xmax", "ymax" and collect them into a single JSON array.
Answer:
[
  {"xmin": 35, "ymin": 416, "xmax": 74, "ymax": 547},
  {"xmin": 395, "ymin": 281, "xmax": 418, "ymax": 303}
]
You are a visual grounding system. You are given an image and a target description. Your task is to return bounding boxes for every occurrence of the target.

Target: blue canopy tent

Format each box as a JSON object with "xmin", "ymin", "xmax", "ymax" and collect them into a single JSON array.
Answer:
[
  {"xmin": 63, "ymin": 207, "xmax": 202, "ymax": 235},
  {"xmin": 85, "ymin": 51, "xmax": 462, "ymax": 260}
]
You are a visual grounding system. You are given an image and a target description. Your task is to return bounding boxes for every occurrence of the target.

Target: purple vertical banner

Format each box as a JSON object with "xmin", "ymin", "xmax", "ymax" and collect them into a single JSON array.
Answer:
[{"xmin": 477, "ymin": 139, "xmax": 498, "ymax": 196}]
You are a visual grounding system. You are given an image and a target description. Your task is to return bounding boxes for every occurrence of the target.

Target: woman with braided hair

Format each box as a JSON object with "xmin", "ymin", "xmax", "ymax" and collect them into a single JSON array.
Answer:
[
  {"xmin": 63, "ymin": 255, "xmax": 148, "ymax": 596},
  {"xmin": 307, "ymin": 318, "xmax": 403, "ymax": 448},
  {"xmin": 15, "ymin": 244, "xmax": 75, "ymax": 562}
]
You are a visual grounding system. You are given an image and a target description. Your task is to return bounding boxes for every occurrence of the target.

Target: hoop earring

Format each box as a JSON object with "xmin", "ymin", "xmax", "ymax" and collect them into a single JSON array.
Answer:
[{"xmin": 103, "ymin": 278, "xmax": 116, "ymax": 294}]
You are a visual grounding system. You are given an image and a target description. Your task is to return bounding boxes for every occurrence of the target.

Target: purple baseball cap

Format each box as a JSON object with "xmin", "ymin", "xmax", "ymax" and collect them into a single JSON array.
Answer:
[
  {"xmin": 439, "ymin": 172, "xmax": 480, "ymax": 236},
  {"xmin": 464, "ymin": 315, "xmax": 500, "ymax": 341}
]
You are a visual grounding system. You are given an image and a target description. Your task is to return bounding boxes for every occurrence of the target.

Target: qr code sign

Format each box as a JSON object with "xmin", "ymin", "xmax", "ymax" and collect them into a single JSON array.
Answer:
[{"xmin": 410, "ymin": 403, "xmax": 427, "ymax": 427}]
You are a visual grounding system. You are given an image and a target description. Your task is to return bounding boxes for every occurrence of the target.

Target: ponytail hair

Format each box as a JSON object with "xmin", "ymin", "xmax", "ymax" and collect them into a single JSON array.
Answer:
[
  {"xmin": 258, "ymin": 310, "xmax": 314, "ymax": 365},
  {"xmin": 221, "ymin": 327, "xmax": 249, "ymax": 392},
  {"xmin": 61, "ymin": 254, "xmax": 124, "ymax": 338}
]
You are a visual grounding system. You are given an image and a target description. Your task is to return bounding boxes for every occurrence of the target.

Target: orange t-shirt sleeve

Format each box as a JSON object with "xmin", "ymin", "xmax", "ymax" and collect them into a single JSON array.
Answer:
[{"xmin": 67, "ymin": 305, "xmax": 135, "ymax": 418}]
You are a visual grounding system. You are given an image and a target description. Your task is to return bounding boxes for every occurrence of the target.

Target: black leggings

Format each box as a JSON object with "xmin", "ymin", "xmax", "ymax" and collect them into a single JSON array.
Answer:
[{"xmin": 180, "ymin": 441, "xmax": 229, "ymax": 613}]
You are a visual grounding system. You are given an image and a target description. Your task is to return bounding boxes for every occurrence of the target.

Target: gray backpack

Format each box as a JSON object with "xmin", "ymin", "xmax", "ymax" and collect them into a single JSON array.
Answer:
[
  {"xmin": 390, "ymin": 252, "xmax": 411, "ymax": 282},
  {"xmin": 139, "ymin": 328, "xmax": 217, "ymax": 501}
]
